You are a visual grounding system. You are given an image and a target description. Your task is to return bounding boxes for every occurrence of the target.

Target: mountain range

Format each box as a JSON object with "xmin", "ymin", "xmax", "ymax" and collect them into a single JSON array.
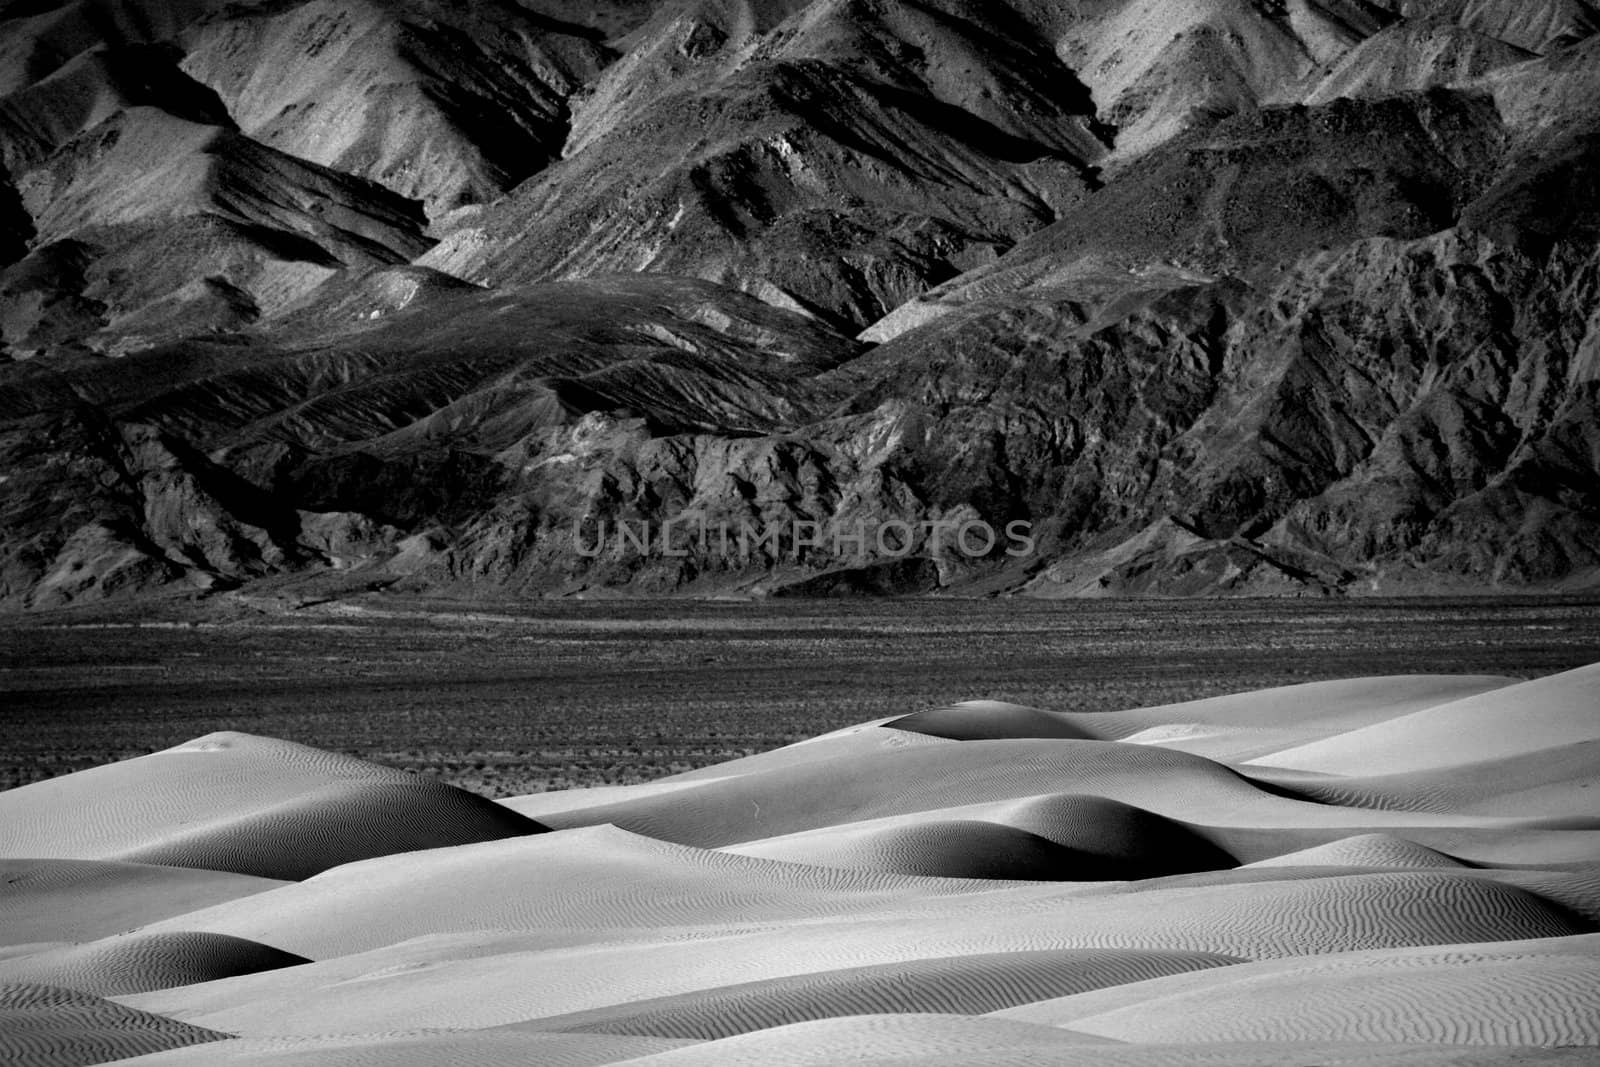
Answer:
[{"xmin": 3, "ymin": 0, "xmax": 1599, "ymax": 607}]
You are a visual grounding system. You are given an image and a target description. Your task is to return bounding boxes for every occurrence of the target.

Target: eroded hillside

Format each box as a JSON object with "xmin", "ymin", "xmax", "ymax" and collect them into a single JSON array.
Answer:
[{"xmin": 1, "ymin": 0, "xmax": 1598, "ymax": 606}]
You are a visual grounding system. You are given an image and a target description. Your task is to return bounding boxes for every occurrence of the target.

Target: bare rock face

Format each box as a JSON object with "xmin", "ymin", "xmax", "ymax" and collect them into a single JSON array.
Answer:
[
  {"xmin": 1393, "ymin": 0, "xmax": 1600, "ymax": 54},
  {"xmin": 0, "ymin": 43, "xmax": 234, "ymax": 179},
  {"xmin": 0, "ymin": 273, "xmax": 866, "ymax": 606},
  {"xmin": 178, "ymin": 0, "xmax": 612, "ymax": 222},
  {"xmin": 0, "ymin": 240, "xmax": 105, "ymax": 353},
  {"xmin": 420, "ymin": 0, "xmax": 1108, "ymax": 331},
  {"xmin": 0, "ymin": 0, "xmax": 227, "ymax": 98},
  {"xmin": 1302, "ymin": 19, "xmax": 1533, "ymax": 105},
  {"xmin": 0, "ymin": 399, "xmax": 407, "ymax": 608},
  {"xmin": 900, "ymin": 88, "xmax": 1509, "ymax": 324},
  {"xmin": 1, "ymin": 101, "xmax": 432, "ymax": 356},
  {"xmin": 1052, "ymin": 0, "xmax": 1343, "ymax": 161},
  {"xmin": 0, "ymin": 6, "xmax": 440, "ymax": 356},
  {"xmin": 1, "ymin": 0, "xmax": 1599, "ymax": 605}
]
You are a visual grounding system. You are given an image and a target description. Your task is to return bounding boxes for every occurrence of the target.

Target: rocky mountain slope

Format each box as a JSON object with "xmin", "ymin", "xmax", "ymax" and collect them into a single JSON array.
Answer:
[{"xmin": 1, "ymin": 0, "xmax": 1598, "ymax": 607}]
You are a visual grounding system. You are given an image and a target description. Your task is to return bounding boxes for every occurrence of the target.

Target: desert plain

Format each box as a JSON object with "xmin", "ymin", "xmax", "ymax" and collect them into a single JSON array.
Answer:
[{"xmin": 1, "ymin": 595, "xmax": 1598, "ymax": 1065}]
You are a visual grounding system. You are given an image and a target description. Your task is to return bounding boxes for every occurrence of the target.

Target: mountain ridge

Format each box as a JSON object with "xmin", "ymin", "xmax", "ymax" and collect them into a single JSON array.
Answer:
[{"xmin": 1, "ymin": 0, "xmax": 1598, "ymax": 607}]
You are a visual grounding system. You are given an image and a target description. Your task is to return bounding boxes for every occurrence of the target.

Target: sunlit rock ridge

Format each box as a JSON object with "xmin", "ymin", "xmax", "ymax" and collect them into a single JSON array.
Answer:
[{"xmin": 3, "ymin": 0, "xmax": 1599, "ymax": 607}]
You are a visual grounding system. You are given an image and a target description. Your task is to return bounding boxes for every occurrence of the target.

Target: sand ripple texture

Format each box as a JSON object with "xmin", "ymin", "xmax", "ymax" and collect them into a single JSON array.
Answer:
[
  {"xmin": 2, "ymin": 664, "xmax": 1597, "ymax": 1065},
  {"xmin": 0, "ymin": 859, "xmax": 286, "ymax": 944},
  {"xmin": 524, "ymin": 948, "xmax": 1240, "ymax": 1040},
  {"xmin": 0, "ymin": 932, "xmax": 309, "ymax": 996},
  {"xmin": 0, "ymin": 983, "xmax": 228, "ymax": 1067},
  {"xmin": 1000, "ymin": 934, "xmax": 1600, "ymax": 1045}
]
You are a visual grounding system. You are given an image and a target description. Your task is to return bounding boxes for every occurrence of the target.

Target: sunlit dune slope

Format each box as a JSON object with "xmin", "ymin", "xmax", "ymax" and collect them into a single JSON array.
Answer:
[
  {"xmin": 0, "ymin": 732, "xmax": 544, "ymax": 879},
  {"xmin": 2, "ymin": 663, "xmax": 1597, "ymax": 1064}
]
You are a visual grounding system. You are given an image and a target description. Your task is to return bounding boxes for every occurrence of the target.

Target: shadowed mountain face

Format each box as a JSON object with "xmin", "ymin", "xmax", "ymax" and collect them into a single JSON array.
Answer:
[
  {"xmin": 1, "ymin": 0, "xmax": 1598, "ymax": 607},
  {"xmin": 177, "ymin": 0, "xmax": 613, "ymax": 220},
  {"xmin": 421, "ymin": 0, "xmax": 1110, "ymax": 331}
]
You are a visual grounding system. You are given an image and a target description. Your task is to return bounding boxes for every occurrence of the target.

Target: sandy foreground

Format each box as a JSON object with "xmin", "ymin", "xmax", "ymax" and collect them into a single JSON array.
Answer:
[{"xmin": 1, "ymin": 665, "xmax": 1597, "ymax": 1066}]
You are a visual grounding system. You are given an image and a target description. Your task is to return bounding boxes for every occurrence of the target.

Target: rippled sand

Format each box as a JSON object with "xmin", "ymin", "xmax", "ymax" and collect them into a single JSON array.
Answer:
[{"xmin": 2, "ymin": 665, "xmax": 1596, "ymax": 1066}]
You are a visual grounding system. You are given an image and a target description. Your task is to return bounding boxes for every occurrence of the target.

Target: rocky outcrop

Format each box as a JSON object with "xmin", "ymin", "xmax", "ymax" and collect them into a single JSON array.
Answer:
[
  {"xmin": 178, "ymin": 0, "xmax": 611, "ymax": 222},
  {"xmin": 1395, "ymin": 0, "xmax": 1600, "ymax": 54},
  {"xmin": 420, "ymin": 0, "xmax": 1108, "ymax": 331},
  {"xmin": 0, "ymin": 401, "xmax": 410, "ymax": 609},
  {"xmin": 0, "ymin": 43, "xmax": 234, "ymax": 173},
  {"xmin": 1302, "ymin": 19, "xmax": 1532, "ymax": 105},
  {"xmin": 1052, "ymin": 0, "xmax": 1351, "ymax": 160},
  {"xmin": 1, "ymin": 104, "xmax": 432, "ymax": 357},
  {"xmin": 0, "ymin": 0, "xmax": 225, "ymax": 98},
  {"xmin": 885, "ymin": 88, "xmax": 1509, "ymax": 336}
]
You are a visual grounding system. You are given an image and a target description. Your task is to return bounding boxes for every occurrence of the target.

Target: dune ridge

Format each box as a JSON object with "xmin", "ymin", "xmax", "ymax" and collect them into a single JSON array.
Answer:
[
  {"xmin": 2, "ymin": 663, "xmax": 1597, "ymax": 1064},
  {"xmin": 0, "ymin": 858, "xmax": 286, "ymax": 946},
  {"xmin": 0, "ymin": 731, "xmax": 545, "ymax": 879},
  {"xmin": 0, "ymin": 982, "xmax": 228, "ymax": 1067},
  {"xmin": 0, "ymin": 932, "xmax": 309, "ymax": 997},
  {"xmin": 608, "ymin": 1021, "xmax": 1600, "ymax": 1067},
  {"xmin": 999, "ymin": 934, "xmax": 1600, "ymax": 1046},
  {"xmin": 525, "ymin": 947, "xmax": 1242, "ymax": 1040}
]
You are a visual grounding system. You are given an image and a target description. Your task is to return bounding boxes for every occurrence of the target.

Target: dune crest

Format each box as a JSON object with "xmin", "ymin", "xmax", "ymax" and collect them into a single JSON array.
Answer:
[
  {"xmin": 0, "ymin": 731, "xmax": 545, "ymax": 879},
  {"xmin": 0, "ymin": 982, "xmax": 228, "ymax": 1067}
]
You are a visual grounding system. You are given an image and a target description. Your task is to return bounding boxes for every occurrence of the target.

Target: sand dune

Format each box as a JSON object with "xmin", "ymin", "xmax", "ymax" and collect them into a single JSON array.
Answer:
[
  {"xmin": 886, "ymin": 700, "xmax": 1097, "ymax": 741},
  {"xmin": 1096, "ymin": 674, "xmax": 1515, "ymax": 735},
  {"xmin": 126, "ymin": 825, "xmax": 999, "ymax": 959},
  {"xmin": 495, "ymin": 778, "xmax": 720, "ymax": 821},
  {"xmin": 0, "ymin": 859, "xmax": 286, "ymax": 948},
  {"xmin": 115, "ymin": 864, "xmax": 1587, "ymax": 1037},
  {"xmin": 1242, "ymin": 833, "xmax": 1468, "ymax": 870},
  {"xmin": 840, "ymin": 675, "xmax": 1516, "ymax": 764},
  {"xmin": 1001, "ymin": 934, "xmax": 1600, "ymax": 1046},
  {"xmin": 890, "ymin": 675, "xmax": 1517, "ymax": 744},
  {"xmin": 727, "ymin": 818, "xmax": 1104, "ymax": 880},
  {"xmin": 1246, "ymin": 663, "xmax": 1600, "ymax": 775},
  {"xmin": 571, "ymin": 1013, "xmax": 1114, "ymax": 1064},
  {"xmin": 503, "ymin": 719, "xmax": 952, "ymax": 821},
  {"xmin": 0, "ymin": 932, "xmax": 308, "ymax": 996},
  {"xmin": 533, "ymin": 737, "xmax": 1294, "ymax": 847},
  {"xmin": 1248, "ymin": 737, "xmax": 1600, "ymax": 817},
  {"xmin": 520, "ymin": 948, "xmax": 1238, "ymax": 1040},
  {"xmin": 0, "ymin": 983, "xmax": 227, "ymax": 1067},
  {"xmin": 728, "ymin": 795, "xmax": 1236, "ymax": 880},
  {"xmin": 108, "ymin": 1030, "xmax": 692, "ymax": 1066},
  {"xmin": 3, "ymin": 665, "xmax": 1597, "ymax": 1064},
  {"xmin": 575, "ymin": 1017, "xmax": 1596, "ymax": 1067},
  {"xmin": 0, "ymin": 732, "xmax": 543, "ymax": 878},
  {"xmin": 532, "ymin": 728, "xmax": 1592, "ymax": 867},
  {"xmin": 1488, "ymin": 866, "xmax": 1600, "ymax": 925}
]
